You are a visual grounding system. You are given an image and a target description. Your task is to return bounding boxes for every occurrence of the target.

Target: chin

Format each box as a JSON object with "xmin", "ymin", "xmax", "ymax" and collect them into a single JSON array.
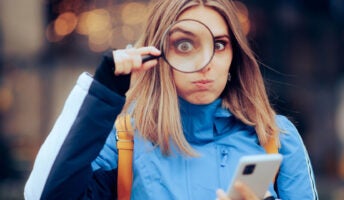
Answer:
[{"xmin": 188, "ymin": 96, "xmax": 217, "ymax": 105}]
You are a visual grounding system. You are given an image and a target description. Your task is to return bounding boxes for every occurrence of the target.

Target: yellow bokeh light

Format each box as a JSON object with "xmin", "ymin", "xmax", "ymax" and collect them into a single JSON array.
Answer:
[
  {"xmin": 76, "ymin": 11, "xmax": 90, "ymax": 35},
  {"xmin": 46, "ymin": 22, "xmax": 64, "ymax": 42},
  {"xmin": 234, "ymin": 1, "xmax": 249, "ymax": 20},
  {"xmin": 121, "ymin": 25, "xmax": 136, "ymax": 41},
  {"xmin": 109, "ymin": 27, "xmax": 129, "ymax": 49},
  {"xmin": 88, "ymin": 39, "xmax": 109, "ymax": 52},
  {"xmin": 0, "ymin": 87, "xmax": 14, "ymax": 112},
  {"xmin": 76, "ymin": 9, "xmax": 111, "ymax": 35},
  {"xmin": 121, "ymin": 2, "xmax": 147, "ymax": 25},
  {"xmin": 88, "ymin": 29, "xmax": 112, "ymax": 52},
  {"xmin": 234, "ymin": 1, "xmax": 251, "ymax": 35},
  {"xmin": 89, "ymin": 30, "xmax": 110, "ymax": 45},
  {"xmin": 54, "ymin": 12, "xmax": 78, "ymax": 36}
]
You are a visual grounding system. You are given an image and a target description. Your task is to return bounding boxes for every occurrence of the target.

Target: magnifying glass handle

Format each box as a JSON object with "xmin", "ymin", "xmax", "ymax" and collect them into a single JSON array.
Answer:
[{"xmin": 142, "ymin": 54, "xmax": 161, "ymax": 63}]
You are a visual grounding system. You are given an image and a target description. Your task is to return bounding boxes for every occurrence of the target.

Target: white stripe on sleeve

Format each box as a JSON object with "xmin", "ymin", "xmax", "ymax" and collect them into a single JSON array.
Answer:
[{"xmin": 24, "ymin": 73, "xmax": 93, "ymax": 200}]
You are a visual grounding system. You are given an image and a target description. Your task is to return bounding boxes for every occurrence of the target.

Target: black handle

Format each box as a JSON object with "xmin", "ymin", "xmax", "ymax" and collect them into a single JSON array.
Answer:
[{"xmin": 142, "ymin": 54, "xmax": 161, "ymax": 63}]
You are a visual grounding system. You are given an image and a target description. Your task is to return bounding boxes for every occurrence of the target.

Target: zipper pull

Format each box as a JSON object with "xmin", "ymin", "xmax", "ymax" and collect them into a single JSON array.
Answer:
[{"xmin": 221, "ymin": 149, "xmax": 229, "ymax": 167}]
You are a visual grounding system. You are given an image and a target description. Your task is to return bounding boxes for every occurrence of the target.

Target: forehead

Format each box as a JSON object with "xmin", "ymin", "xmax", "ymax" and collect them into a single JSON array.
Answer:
[{"xmin": 177, "ymin": 6, "xmax": 229, "ymax": 37}]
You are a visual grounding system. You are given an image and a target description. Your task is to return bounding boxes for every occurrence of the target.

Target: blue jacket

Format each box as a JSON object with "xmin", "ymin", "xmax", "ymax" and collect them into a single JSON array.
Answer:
[{"xmin": 24, "ymin": 73, "xmax": 318, "ymax": 200}]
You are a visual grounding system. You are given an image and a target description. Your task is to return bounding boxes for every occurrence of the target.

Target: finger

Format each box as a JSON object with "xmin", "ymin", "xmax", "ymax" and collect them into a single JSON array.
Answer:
[
  {"xmin": 136, "ymin": 46, "xmax": 161, "ymax": 57},
  {"xmin": 131, "ymin": 54, "xmax": 143, "ymax": 71},
  {"xmin": 140, "ymin": 59, "xmax": 158, "ymax": 71},
  {"xmin": 216, "ymin": 189, "xmax": 230, "ymax": 200},
  {"xmin": 125, "ymin": 44, "xmax": 140, "ymax": 70},
  {"xmin": 121, "ymin": 60, "xmax": 133, "ymax": 75},
  {"xmin": 114, "ymin": 50, "xmax": 130, "ymax": 75},
  {"xmin": 234, "ymin": 181, "xmax": 259, "ymax": 200},
  {"xmin": 113, "ymin": 50, "xmax": 137, "ymax": 75},
  {"xmin": 113, "ymin": 47, "xmax": 160, "ymax": 75},
  {"xmin": 115, "ymin": 60, "xmax": 131, "ymax": 75}
]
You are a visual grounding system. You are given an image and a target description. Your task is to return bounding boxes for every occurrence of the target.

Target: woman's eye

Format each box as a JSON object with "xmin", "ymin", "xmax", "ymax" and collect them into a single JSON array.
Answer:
[
  {"xmin": 175, "ymin": 40, "xmax": 194, "ymax": 53},
  {"xmin": 214, "ymin": 41, "xmax": 227, "ymax": 51}
]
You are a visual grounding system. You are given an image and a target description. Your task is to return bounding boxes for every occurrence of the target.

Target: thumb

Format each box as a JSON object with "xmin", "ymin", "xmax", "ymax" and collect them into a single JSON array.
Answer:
[{"xmin": 216, "ymin": 189, "xmax": 231, "ymax": 200}]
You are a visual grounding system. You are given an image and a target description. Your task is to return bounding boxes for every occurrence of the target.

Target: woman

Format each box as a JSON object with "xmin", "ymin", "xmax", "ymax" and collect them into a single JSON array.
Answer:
[{"xmin": 24, "ymin": 0, "xmax": 318, "ymax": 199}]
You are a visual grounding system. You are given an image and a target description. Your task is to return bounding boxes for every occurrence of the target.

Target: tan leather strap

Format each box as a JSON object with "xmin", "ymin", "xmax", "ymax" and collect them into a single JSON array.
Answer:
[
  {"xmin": 263, "ymin": 137, "xmax": 278, "ymax": 154},
  {"xmin": 115, "ymin": 114, "xmax": 134, "ymax": 200},
  {"xmin": 263, "ymin": 137, "xmax": 279, "ymax": 183}
]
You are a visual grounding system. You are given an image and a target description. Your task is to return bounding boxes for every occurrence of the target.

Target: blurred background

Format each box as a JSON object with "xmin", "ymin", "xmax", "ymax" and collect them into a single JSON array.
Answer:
[{"xmin": 0, "ymin": 0, "xmax": 343, "ymax": 199}]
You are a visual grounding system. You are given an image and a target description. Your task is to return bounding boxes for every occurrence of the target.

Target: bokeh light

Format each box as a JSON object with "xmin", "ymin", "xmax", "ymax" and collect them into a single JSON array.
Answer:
[
  {"xmin": 88, "ymin": 30, "xmax": 111, "ymax": 52},
  {"xmin": 54, "ymin": 12, "xmax": 78, "ymax": 36},
  {"xmin": 121, "ymin": 2, "xmax": 147, "ymax": 25},
  {"xmin": 76, "ymin": 9, "xmax": 111, "ymax": 36},
  {"xmin": 121, "ymin": 25, "xmax": 136, "ymax": 42},
  {"xmin": 46, "ymin": 22, "xmax": 64, "ymax": 42},
  {"xmin": 234, "ymin": 1, "xmax": 251, "ymax": 35},
  {"xmin": 0, "ymin": 86, "xmax": 14, "ymax": 113},
  {"xmin": 44, "ymin": 1, "xmax": 149, "ymax": 52}
]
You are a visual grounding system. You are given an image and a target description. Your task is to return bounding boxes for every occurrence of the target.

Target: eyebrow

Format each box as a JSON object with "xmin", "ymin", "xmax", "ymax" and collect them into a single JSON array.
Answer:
[
  {"xmin": 168, "ymin": 27, "xmax": 197, "ymax": 38},
  {"xmin": 214, "ymin": 34, "xmax": 230, "ymax": 40}
]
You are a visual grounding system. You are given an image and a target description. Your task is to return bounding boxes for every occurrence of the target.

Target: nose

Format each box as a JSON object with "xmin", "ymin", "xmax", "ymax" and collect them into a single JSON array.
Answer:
[{"xmin": 199, "ymin": 59, "xmax": 213, "ymax": 73}]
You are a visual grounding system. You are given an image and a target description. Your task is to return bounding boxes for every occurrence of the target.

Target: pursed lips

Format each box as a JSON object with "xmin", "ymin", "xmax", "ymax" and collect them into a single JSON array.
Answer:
[{"xmin": 192, "ymin": 79, "xmax": 213, "ymax": 89}]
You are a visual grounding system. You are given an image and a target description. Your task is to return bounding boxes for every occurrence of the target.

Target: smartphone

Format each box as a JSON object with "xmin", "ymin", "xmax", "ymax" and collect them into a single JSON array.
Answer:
[{"xmin": 227, "ymin": 154, "xmax": 283, "ymax": 200}]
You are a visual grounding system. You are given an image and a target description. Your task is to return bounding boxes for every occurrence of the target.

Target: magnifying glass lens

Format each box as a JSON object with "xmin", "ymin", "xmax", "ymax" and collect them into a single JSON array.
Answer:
[
  {"xmin": 141, "ymin": 20, "xmax": 214, "ymax": 73},
  {"xmin": 162, "ymin": 20, "xmax": 214, "ymax": 72}
]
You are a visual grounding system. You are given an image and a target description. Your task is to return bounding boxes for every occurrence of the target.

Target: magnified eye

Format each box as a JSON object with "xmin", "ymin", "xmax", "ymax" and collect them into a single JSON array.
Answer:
[{"xmin": 175, "ymin": 39, "xmax": 194, "ymax": 53}]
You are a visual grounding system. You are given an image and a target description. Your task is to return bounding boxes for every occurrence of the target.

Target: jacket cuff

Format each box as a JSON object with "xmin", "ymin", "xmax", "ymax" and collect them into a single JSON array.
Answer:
[{"xmin": 93, "ymin": 50, "xmax": 130, "ymax": 96}]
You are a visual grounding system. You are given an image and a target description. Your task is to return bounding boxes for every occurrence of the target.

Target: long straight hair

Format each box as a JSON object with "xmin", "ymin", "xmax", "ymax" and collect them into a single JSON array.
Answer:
[{"xmin": 121, "ymin": 0, "xmax": 279, "ymax": 156}]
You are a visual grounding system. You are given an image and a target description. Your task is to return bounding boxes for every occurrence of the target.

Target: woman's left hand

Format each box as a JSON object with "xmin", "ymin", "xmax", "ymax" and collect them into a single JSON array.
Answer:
[{"xmin": 216, "ymin": 181, "xmax": 260, "ymax": 200}]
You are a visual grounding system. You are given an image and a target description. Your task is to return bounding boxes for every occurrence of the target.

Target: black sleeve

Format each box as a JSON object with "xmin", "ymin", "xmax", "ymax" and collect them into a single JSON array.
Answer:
[
  {"xmin": 25, "ymin": 51, "xmax": 131, "ymax": 200},
  {"xmin": 94, "ymin": 50, "xmax": 130, "ymax": 97},
  {"xmin": 39, "ymin": 78, "xmax": 125, "ymax": 200},
  {"xmin": 83, "ymin": 169, "xmax": 118, "ymax": 200}
]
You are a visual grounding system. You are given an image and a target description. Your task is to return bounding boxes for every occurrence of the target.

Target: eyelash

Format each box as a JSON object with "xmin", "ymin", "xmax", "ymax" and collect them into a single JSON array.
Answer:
[{"xmin": 214, "ymin": 40, "xmax": 228, "ymax": 51}]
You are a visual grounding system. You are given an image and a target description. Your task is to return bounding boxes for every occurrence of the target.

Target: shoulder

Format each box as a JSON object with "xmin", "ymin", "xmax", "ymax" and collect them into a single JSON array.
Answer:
[
  {"xmin": 275, "ymin": 115, "xmax": 306, "ymax": 154},
  {"xmin": 274, "ymin": 116, "xmax": 319, "ymax": 199},
  {"xmin": 275, "ymin": 115, "xmax": 297, "ymax": 133}
]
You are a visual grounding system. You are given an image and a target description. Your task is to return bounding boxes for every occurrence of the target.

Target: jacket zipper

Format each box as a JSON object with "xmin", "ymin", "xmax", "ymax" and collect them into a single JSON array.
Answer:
[{"xmin": 219, "ymin": 146, "xmax": 229, "ymax": 187}]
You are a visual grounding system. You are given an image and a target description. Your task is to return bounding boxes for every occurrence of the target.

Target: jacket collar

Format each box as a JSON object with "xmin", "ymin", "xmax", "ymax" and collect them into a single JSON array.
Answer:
[{"xmin": 179, "ymin": 97, "xmax": 235, "ymax": 144}]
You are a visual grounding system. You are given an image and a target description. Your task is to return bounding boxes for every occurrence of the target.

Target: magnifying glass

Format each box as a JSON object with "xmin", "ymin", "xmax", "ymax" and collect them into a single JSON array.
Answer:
[{"xmin": 142, "ymin": 19, "xmax": 215, "ymax": 73}]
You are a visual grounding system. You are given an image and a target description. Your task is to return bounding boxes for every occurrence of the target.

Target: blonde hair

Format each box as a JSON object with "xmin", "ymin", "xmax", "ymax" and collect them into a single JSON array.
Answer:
[{"xmin": 121, "ymin": 0, "xmax": 279, "ymax": 156}]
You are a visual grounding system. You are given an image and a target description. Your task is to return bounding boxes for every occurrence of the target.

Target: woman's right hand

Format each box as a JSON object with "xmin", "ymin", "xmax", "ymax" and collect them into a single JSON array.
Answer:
[{"xmin": 113, "ymin": 46, "xmax": 161, "ymax": 75}]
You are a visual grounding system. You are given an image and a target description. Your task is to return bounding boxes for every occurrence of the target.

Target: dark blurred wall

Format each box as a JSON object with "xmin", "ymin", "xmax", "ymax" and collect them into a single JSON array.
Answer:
[
  {"xmin": 0, "ymin": 0, "xmax": 344, "ymax": 199},
  {"xmin": 241, "ymin": 0, "xmax": 344, "ymax": 181}
]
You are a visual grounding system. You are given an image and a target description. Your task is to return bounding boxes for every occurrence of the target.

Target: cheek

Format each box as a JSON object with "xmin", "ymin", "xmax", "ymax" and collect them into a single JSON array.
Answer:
[
  {"xmin": 217, "ymin": 73, "xmax": 229, "ymax": 92},
  {"xmin": 214, "ymin": 56, "xmax": 232, "ymax": 75},
  {"xmin": 172, "ymin": 71, "xmax": 188, "ymax": 92},
  {"xmin": 214, "ymin": 57, "xmax": 232, "ymax": 89},
  {"xmin": 214, "ymin": 49, "xmax": 233, "ymax": 71}
]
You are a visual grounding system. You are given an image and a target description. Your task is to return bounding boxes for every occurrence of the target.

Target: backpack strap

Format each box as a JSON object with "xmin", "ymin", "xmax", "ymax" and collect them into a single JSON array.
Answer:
[
  {"xmin": 263, "ymin": 136, "xmax": 279, "ymax": 189},
  {"xmin": 115, "ymin": 114, "xmax": 134, "ymax": 200},
  {"xmin": 263, "ymin": 137, "xmax": 278, "ymax": 154}
]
